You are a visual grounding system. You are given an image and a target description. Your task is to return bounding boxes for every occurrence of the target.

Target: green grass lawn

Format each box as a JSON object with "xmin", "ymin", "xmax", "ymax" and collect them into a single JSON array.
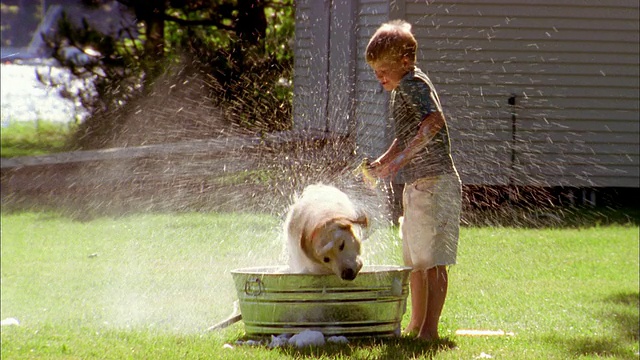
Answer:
[
  {"xmin": 1, "ymin": 211, "xmax": 638, "ymax": 359},
  {"xmin": 1, "ymin": 121, "xmax": 73, "ymax": 158}
]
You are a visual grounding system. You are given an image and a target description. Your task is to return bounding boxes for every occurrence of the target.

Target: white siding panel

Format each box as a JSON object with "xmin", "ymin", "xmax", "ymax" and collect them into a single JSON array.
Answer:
[
  {"xmin": 354, "ymin": 0, "xmax": 390, "ymax": 158},
  {"xmin": 294, "ymin": 0, "xmax": 360, "ymax": 134},
  {"xmin": 358, "ymin": 3, "xmax": 388, "ymax": 15},
  {"xmin": 327, "ymin": 0, "xmax": 358, "ymax": 134},
  {"xmin": 406, "ymin": 1, "xmax": 638, "ymax": 20},
  {"xmin": 293, "ymin": 0, "xmax": 330, "ymax": 132},
  {"xmin": 403, "ymin": 0, "xmax": 639, "ymax": 187}
]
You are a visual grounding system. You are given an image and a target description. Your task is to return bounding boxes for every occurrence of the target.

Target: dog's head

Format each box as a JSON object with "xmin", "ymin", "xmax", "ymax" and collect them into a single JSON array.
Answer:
[{"xmin": 303, "ymin": 213, "xmax": 368, "ymax": 281}]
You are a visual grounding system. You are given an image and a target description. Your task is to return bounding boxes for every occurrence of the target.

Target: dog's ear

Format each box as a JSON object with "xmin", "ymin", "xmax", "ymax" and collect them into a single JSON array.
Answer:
[
  {"xmin": 351, "ymin": 211, "xmax": 369, "ymax": 228},
  {"xmin": 300, "ymin": 233, "xmax": 317, "ymax": 261},
  {"xmin": 333, "ymin": 218, "xmax": 352, "ymax": 230}
]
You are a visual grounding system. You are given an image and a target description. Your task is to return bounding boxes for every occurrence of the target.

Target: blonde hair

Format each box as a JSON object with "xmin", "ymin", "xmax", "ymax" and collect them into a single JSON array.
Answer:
[{"xmin": 365, "ymin": 20, "xmax": 417, "ymax": 64}]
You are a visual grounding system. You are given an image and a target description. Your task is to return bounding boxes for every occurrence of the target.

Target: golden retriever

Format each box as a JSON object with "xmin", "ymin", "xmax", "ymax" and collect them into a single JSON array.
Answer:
[{"xmin": 285, "ymin": 184, "xmax": 368, "ymax": 280}]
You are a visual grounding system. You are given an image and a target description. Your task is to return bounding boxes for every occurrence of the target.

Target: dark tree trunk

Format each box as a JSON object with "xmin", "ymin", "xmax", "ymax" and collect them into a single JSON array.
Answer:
[
  {"xmin": 126, "ymin": 0, "xmax": 165, "ymax": 59},
  {"xmin": 143, "ymin": 0, "xmax": 165, "ymax": 59},
  {"xmin": 235, "ymin": 0, "xmax": 266, "ymax": 47}
]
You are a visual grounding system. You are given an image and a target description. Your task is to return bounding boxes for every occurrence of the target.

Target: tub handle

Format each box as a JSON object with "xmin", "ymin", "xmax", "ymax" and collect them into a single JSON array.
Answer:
[{"xmin": 244, "ymin": 278, "xmax": 264, "ymax": 296}]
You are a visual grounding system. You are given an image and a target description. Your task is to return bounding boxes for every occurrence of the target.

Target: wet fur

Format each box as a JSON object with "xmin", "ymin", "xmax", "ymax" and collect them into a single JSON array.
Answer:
[{"xmin": 285, "ymin": 184, "xmax": 368, "ymax": 280}]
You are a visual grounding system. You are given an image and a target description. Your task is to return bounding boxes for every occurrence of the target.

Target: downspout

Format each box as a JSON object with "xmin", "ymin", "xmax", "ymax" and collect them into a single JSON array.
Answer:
[
  {"xmin": 324, "ymin": 0, "xmax": 333, "ymax": 133},
  {"xmin": 508, "ymin": 94, "xmax": 517, "ymax": 185}
]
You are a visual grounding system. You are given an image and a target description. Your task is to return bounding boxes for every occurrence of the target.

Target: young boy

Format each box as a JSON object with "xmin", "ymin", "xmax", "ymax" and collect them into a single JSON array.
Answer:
[{"xmin": 365, "ymin": 20, "xmax": 462, "ymax": 340}]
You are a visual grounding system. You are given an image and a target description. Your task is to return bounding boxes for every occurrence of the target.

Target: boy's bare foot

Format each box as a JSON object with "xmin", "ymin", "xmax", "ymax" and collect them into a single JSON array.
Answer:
[
  {"xmin": 402, "ymin": 329, "xmax": 418, "ymax": 337},
  {"xmin": 417, "ymin": 329, "xmax": 439, "ymax": 341},
  {"xmin": 402, "ymin": 324, "xmax": 420, "ymax": 336}
]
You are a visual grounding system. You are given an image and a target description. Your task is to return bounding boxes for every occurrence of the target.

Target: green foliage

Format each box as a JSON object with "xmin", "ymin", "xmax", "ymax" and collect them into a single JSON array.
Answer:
[
  {"xmin": 0, "ymin": 4, "xmax": 20, "ymax": 14},
  {"xmin": 39, "ymin": 0, "xmax": 295, "ymax": 149},
  {"xmin": 40, "ymin": 11, "xmax": 145, "ymax": 112},
  {"xmin": 168, "ymin": 0, "xmax": 295, "ymax": 132}
]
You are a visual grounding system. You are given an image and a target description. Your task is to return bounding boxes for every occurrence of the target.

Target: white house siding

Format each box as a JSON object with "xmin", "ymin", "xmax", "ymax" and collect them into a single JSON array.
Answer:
[
  {"xmin": 293, "ymin": 0, "xmax": 330, "ymax": 132},
  {"xmin": 354, "ymin": 0, "xmax": 392, "ymax": 157},
  {"xmin": 294, "ymin": 0, "xmax": 639, "ymax": 188},
  {"xmin": 293, "ymin": 0, "xmax": 359, "ymax": 135},
  {"xmin": 393, "ymin": 0, "xmax": 639, "ymax": 187}
]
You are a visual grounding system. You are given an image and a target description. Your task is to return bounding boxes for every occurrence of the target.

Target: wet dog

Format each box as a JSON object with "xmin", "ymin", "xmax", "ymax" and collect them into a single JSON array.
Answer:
[{"xmin": 285, "ymin": 184, "xmax": 368, "ymax": 280}]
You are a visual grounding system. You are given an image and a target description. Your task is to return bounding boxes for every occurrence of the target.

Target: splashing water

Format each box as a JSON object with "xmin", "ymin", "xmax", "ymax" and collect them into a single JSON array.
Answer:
[
  {"xmin": 4, "ymin": 2, "xmax": 638, "ymax": 334},
  {"xmin": 2, "ymin": 61, "xmax": 402, "ymax": 334}
]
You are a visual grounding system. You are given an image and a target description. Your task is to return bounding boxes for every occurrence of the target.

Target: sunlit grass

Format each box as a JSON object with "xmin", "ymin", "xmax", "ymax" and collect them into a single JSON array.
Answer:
[
  {"xmin": 0, "ymin": 121, "xmax": 73, "ymax": 158},
  {"xmin": 1, "ymin": 211, "xmax": 638, "ymax": 359}
]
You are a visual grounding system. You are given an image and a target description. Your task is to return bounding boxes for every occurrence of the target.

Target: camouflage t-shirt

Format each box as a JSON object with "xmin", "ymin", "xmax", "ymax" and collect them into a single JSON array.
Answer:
[{"xmin": 390, "ymin": 67, "xmax": 456, "ymax": 183}]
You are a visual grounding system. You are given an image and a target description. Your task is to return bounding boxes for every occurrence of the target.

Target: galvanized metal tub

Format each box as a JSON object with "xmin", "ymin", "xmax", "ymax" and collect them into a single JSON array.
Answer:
[{"xmin": 231, "ymin": 265, "xmax": 411, "ymax": 337}]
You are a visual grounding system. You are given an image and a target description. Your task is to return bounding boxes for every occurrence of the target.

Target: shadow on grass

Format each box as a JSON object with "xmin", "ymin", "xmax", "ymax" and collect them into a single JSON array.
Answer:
[
  {"xmin": 603, "ymin": 292, "xmax": 640, "ymax": 343},
  {"xmin": 273, "ymin": 336, "xmax": 457, "ymax": 360},
  {"xmin": 462, "ymin": 205, "xmax": 640, "ymax": 229},
  {"xmin": 566, "ymin": 337, "xmax": 631, "ymax": 358},
  {"xmin": 549, "ymin": 291, "xmax": 639, "ymax": 359}
]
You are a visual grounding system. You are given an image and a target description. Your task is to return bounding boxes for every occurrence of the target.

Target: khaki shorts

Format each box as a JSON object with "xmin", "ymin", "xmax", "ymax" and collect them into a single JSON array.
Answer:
[{"xmin": 400, "ymin": 172, "xmax": 462, "ymax": 270}]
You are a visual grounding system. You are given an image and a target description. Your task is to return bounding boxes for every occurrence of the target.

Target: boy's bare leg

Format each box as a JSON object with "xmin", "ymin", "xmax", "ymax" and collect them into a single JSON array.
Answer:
[
  {"xmin": 404, "ymin": 269, "xmax": 427, "ymax": 335},
  {"xmin": 418, "ymin": 265, "xmax": 448, "ymax": 340}
]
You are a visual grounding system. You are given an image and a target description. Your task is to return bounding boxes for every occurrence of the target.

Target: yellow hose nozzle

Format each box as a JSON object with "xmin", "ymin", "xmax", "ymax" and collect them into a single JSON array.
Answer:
[{"xmin": 355, "ymin": 158, "xmax": 378, "ymax": 189}]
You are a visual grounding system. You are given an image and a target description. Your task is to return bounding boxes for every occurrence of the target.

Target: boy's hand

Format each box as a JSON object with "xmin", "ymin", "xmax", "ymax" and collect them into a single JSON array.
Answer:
[
  {"xmin": 368, "ymin": 159, "xmax": 399, "ymax": 180},
  {"xmin": 366, "ymin": 138, "xmax": 402, "ymax": 180}
]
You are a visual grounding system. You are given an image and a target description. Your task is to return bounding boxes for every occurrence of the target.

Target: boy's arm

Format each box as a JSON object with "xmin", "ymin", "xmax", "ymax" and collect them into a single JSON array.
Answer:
[
  {"xmin": 370, "ymin": 111, "xmax": 445, "ymax": 178},
  {"xmin": 370, "ymin": 138, "xmax": 400, "ymax": 166}
]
